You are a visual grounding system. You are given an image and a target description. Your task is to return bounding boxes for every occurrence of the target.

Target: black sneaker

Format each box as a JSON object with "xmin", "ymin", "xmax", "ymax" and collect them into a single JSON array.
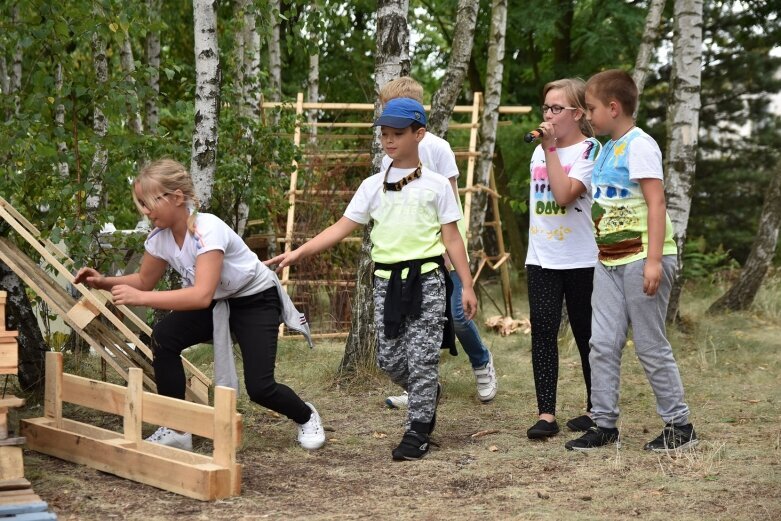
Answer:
[
  {"xmin": 527, "ymin": 419, "xmax": 560, "ymax": 439},
  {"xmin": 566, "ymin": 415, "xmax": 596, "ymax": 432},
  {"xmin": 565, "ymin": 426, "xmax": 620, "ymax": 452},
  {"xmin": 392, "ymin": 430, "xmax": 430, "ymax": 461},
  {"xmin": 643, "ymin": 423, "xmax": 699, "ymax": 453}
]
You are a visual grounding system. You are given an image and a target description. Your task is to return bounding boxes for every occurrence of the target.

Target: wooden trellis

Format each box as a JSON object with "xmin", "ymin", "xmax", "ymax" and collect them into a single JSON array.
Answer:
[{"xmin": 262, "ymin": 93, "xmax": 527, "ymax": 332}]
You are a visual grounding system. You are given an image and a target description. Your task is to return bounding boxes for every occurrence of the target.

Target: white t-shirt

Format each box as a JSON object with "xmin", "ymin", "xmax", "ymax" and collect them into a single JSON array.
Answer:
[
  {"xmin": 145, "ymin": 213, "xmax": 275, "ymax": 299},
  {"xmin": 344, "ymin": 166, "xmax": 462, "ymax": 278},
  {"xmin": 381, "ymin": 132, "xmax": 459, "ymax": 179},
  {"xmin": 526, "ymin": 138, "xmax": 600, "ymax": 269}
]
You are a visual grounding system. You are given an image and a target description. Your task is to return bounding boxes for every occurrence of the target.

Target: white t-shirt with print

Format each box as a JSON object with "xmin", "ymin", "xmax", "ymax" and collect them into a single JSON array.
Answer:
[
  {"xmin": 144, "ymin": 213, "xmax": 275, "ymax": 299},
  {"xmin": 526, "ymin": 138, "xmax": 600, "ymax": 269},
  {"xmin": 344, "ymin": 165, "xmax": 462, "ymax": 278}
]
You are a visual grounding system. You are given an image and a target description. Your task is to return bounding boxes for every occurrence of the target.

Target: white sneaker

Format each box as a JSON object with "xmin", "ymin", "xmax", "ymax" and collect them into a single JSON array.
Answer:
[
  {"xmin": 385, "ymin": 391, "xmax": 409, "ymax": 409},
  {"xmin": 473, "ymin": 351, "xmax": 498, "ymax": 402},
  {"xmin": 145, "ymin": 426, "xmax": 193, "ymax": 451},
  {"xmin": 297, "ymin": 402, "xmax": 326, "ymax": 450}
]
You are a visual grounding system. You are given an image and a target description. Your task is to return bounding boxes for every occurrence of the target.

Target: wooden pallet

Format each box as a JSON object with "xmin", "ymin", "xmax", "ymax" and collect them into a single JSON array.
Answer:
[
  {"xmin": 21, "ymin": 353, "xmax": 242, "ymax": 501},
  {"xmin": 0, "ymin": 479, "xmax": 57, "ymax": 520},
  {"xmin": 0, "ymin": 197, "xmax": 210, "ymax": 404}
]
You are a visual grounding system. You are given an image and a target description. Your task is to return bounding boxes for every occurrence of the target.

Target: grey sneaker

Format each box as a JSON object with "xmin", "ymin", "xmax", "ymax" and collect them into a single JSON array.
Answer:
[
  {"xmin": 385, "ymin": 391, "xmax": 409, "ymax": 409},
  {"xmin": 643, "ymin": 423, "xmax": 699, "ymax": 453},
  {"xmin": 473, "ymin": 351, "xmax": 498, "ymax": 402},
  {"xmin": 145, "ymin": 426, "xmax": 193, "ymax": 451}
]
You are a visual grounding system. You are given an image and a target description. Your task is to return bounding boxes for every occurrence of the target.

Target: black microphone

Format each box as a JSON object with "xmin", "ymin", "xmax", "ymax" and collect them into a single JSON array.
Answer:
[{"xmin": 524, "ymin": 128, "xmax": 544, "ymax": 143}]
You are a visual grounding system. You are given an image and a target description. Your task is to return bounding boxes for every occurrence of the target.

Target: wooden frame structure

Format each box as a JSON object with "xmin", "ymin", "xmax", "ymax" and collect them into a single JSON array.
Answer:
[
  {"xmin": 21, "ymin": 352, "xmax": 242, "ymax": 501},
  {"xmin": 0, "ymin": 197, "xmax": 211, "ymax": 404},
  {"xmin": 264, "ymin": 93, "xmax": 525, "ymax": 328}
]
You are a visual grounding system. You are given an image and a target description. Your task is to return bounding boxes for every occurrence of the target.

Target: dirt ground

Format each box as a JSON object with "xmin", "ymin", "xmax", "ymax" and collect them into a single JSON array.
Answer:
[{"xmin": 11, "ymin": 284, "xmax": 781, "ymax": 520}]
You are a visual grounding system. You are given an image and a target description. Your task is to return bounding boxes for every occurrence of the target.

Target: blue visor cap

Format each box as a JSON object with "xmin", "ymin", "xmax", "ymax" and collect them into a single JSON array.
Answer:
[{"xmin": 373, "ymin": 97, "xmax": 427, "ymax": 128}]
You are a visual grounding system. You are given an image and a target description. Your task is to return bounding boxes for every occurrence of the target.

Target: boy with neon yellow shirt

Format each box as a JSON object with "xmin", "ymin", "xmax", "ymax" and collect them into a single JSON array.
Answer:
[{"xmin": 267, "ymin": 97, "xmax": 476, "ymax": 460}]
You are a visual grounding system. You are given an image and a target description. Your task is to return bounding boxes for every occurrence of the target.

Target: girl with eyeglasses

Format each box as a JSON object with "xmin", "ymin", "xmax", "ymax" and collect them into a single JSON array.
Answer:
[{"xmin": 524, "ymin": 78, "xmax": 601, "ymax": 440}]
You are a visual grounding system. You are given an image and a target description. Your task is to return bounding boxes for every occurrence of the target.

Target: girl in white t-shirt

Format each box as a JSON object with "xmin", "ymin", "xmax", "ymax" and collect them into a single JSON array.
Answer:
[
  {"xmin": 525, "ymin": 78, "xmax": 600, "ymax": 440},
  {"xmin": 74, "ymin": 159, "xmax": 325, "ymax": 452}
]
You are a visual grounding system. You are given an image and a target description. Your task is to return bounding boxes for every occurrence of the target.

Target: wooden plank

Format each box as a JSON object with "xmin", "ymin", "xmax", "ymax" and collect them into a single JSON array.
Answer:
[
  {"xmin": 21, "ymin": 420, "xmax": 233, "ymax": 500},
  {"xmin": 463, "ymin": 92, "xmax": 483, "ymax": 230},
  {"xmin": 142, "ymin": 392, "xmax": 216, "ymax": 439},
  {"xmin": 0, "ymin": 341, "xmax": 17, "ymax": 375},
  {"xmin": 65, "ymin": 298, "xmax": 100, "ymax": 330},
  {"xmin": 0, "ymin": 446, "xmax": 23, "ymax": 479},
  {"xmin": 0, "ymin": 501, "xmax": 48, "ymax": 515},
  {"xmin": 43, "ymin": 353, "xmax": 62, "ymax": 428},
  {"xmin": 0, "ymin": 478, "xmax": 31, "ymax": 491},
  {"xmin": 212, "ymin": 386, "xmax": 237, "ymax": 494},
  {"xmin": 281, "ymin": 92, "xmax": 305, "ymax": 292},
  {"xmin": 0, "ymin": 437, "xmax": 26, "ymax": 447},
  {"xmin": 0, "ymin": 492, "xmax": 40, "ymax": 506},
  {"xmin": 0, "ymin": 397, "xmax": 25, "ymax": 408},
  {"xmin": 124, "ymin": 369, "xmax": 143, "ymax": 443}
]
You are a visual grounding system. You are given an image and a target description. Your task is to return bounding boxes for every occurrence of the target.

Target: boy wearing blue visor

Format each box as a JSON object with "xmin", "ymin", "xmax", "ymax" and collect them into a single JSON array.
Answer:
[{"xmin": 267, "ymin": 97, "xmax": 476, "ymax": 460}]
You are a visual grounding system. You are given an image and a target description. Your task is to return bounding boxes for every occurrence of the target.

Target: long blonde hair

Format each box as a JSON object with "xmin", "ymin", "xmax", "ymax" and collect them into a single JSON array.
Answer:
[
  {"xmin": 133, "ymin": 159, "xmax": 200, "ymax": 233},
  {"xmin": 543, "ymin": 78, "xmax": 594, "ymax": 138}
]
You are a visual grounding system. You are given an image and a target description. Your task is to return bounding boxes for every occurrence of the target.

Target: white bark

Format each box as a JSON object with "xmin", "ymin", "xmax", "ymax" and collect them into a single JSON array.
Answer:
[
  {"xmin": 145, "ymin": 0, "xmax": 161, "ymax": 133},
  {"xmin": 467, "ymin": 0, "xmax": 507, "ymax": 264},
  {"xmin": 342, "ymin": 0, "xmax": 410, "ymax": 374},
  {"xmin": 55, "ymin": 62, "xmax": 69, "ymax": 179},
  {"xmin": 10, "ymin": 6, "xmax": 21, "ymax": 117},
  {"xmin": 120, "ymin": 35, "xmax": 144, "ymax": 135},
  {"xmin": 241, "ymin": 0, "xmax": 261, "ymax": 119},
  {"xmin": 664, "ymin": 0, "xmax": 704, "ymax": 321},
  {"xmin": 633, "ymin": 0, "xmax": 667, "ymax": 106},
  {"xmin": 307, "ymin": 52, "xmax": 319, "ymax": 144},
  {"xmin": 428, "ymin": 0, "xmax": 479, "ymax": 138},
  {"xmin": 191, "ymin": 0, "xmax": 221, "ymax": 210},
  {"xmin": 87, "ymin": 33, "xmax": 108, "ymax": 212},
  {"xmin": 269, "ymin": 0, "xmax": 282, "ymax": 103}
]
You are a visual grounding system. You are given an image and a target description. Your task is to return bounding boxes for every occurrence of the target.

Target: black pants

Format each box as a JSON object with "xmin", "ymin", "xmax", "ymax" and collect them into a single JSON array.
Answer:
[
  {"xmin": 151, "ymin": 287, "xmax": 312, "ymax": 424},
  {"xmin": 526, "ymin": 264, "xmax": 594, "ymax": 416}
]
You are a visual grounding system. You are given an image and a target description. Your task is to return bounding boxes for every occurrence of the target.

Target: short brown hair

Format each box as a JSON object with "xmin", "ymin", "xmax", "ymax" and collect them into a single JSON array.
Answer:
[
  {"xmin": 586, "ymin": 69, "xmax": 638, "ymax": 115},
  {"xmin": 379, "ymin": 77, "xmax": 424, "ymax": 104}
]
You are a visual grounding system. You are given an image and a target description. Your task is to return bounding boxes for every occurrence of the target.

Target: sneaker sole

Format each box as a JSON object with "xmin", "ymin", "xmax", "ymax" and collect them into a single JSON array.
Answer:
[
  {"xmin": 392, "ymin": 452, "xmax": 428, "ymax": 461},
  {"xmin": 527, "ymin": 430, "xmax": 560, "ymax": 440},
  {"xmin": 477, "ymin": 390, "xmax": 497, "ymax": 402},
  {"xmin": 566, "ymin": 441, "xmax": 621, "ymax": 452},
  {"xmin": 646, "ymin": 438, "xmax": 700, "ymax": 453}
]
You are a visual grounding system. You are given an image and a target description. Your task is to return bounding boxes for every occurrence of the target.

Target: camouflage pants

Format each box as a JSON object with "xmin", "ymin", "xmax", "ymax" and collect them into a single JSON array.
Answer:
[{"xmin": 374, "ymin": 270, "xmax": 447, "ymax": 428}]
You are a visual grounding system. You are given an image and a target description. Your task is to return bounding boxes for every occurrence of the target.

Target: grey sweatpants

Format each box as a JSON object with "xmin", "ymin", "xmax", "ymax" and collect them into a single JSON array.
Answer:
[
  {"xmin": 589, "ymin": 256, "xmax": 691, "ymax": 429},
  {"xmin": 374, "ymin": 271, "xmax": 446, "ymax": 429}
]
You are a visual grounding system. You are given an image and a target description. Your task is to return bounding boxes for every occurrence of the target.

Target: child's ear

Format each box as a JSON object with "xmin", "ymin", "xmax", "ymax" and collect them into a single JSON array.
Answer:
[
  {"xmin": 609, "ymin": 101, "xmax": 620, "ymax": 118},
  {"xmin": 416, "ymin": 127, "xmax": 426, "ymax": 141},
  {"xmin": 172, "ymin": 189, "xmax": 185, "ymax": 206}
]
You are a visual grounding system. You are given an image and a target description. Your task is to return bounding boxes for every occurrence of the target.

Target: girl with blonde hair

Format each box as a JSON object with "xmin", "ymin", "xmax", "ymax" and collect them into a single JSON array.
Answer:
[{"xmin": 75, "ymin": 159, "xmax": 326, "ymax": 451}]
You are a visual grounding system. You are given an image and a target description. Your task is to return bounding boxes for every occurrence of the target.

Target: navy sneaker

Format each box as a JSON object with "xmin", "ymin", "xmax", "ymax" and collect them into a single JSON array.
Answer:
[
  {"xmin": 643, "ymin": 423, "xmax": 699, "ymax": 453},
  {"xmin": 565, "ymin": 426, "xmax": 620, "ymax": 452}
]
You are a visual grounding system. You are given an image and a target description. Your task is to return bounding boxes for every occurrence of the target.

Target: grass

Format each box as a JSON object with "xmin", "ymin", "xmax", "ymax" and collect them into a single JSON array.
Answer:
[{"xmin": 10, "ymin": 274, "xmax": 781, "ymax": 520}]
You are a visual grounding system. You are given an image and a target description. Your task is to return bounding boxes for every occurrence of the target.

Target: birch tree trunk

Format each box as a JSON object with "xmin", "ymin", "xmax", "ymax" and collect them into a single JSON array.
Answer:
[
  {"xmin": 120, "ymin": 35, "xmax": 144, "ymax": 135},
  {"xmin": 467, "ymin": 0, "xmax": 507, "ymax": 270},
  {"xmin": 664, "ymin": 0, "xmax": 704, "ymax": 323},
  {"xmin": 708, "ymin": 164, "xmax": 781, "ymax": 313},
  {"xmin": 269, "ymin": 0, "xmax": 282, "ymax": 103},
  {"xmin": 0, "ymin": 265, "xmax": 46, "ymax": 391},
  {"xmin": 428, "ymin": 0, "xmax": 478, "ymax": 138},
  {"xmin": 191, "ymin": 0, "xmax": 221, "ymax": 210},
  {"xmin": 633, "ymin": 0, "xmax": 667, "ymax": 106},
  {"xmin": 87, "ymin": 33, "xmax": 108, "ymax": 212},
  {"xmin": 55, "ymin": 62, "xmax": 69, "ymax": 179},
  {"xmin": 340, "ymin": 0, "xmax": 410, "ymax": 375},
  {"xmin": 145, "ymin": 0, "xmax": 161, "ymax": 134},
  {"xmin": 9, "ymin": 6, "xmax": 21, "ymax": 118},
  {"xmin": 307, "ymin": 52, "xmax": 319, "ymax": 145},
  {"xmin": 0, "ymin": 56, "xmax": 8, "ymax": 96}
]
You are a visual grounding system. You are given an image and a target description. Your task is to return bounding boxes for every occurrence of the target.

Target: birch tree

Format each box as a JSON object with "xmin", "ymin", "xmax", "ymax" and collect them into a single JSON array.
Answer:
[
  {"xmin": 9, "ymin": 5, "xmax": 21, "ymax": 118},
  {"xmin": 467, "ymin": 0, "xmax": 507, "ymax": 269},
  {"xmin": 664, "ymin": 0, "xmax": 704, "ymax": 322},
  {"xmin": 145, "ymin": 0, "xmax": 161, "ymax": 134},
  {"xmin": 191, "ymin": 0, "xmax": 221, "ymax": 210},
  {"xmin": 307, "ymin": 52, "xmax": 319, "ymax": 145},
  {"xmin": 269, "ymin": 0, "xmax": 282, "ymax": 103},
  {"xmin": 87, "ymin": 33, "xmax": 108, "ymax": 212},
  {"xmin": 120, "ymin": 34, "xmax": 144, "ymax": 135},
  {"xmin": 0, "ymin": 55, "xmax": 7, "ymax": 97},
  {"xmin": 428, "ymin": 0, "xmax": 479, "ymax": 138},
  {"xmin": 341, "ymin": 0, "xmax": 410, "ymax": 374},
  {"xmin": 55, "ymin": 62, "xmax": 69, "ymax": 179},
  {"xmin": 633, "ymin": 0, "xmax": 667, "ymax": 106},
  {"xmin": 708, "ymin": 163, "xmax": 781, "ymax": 313}
]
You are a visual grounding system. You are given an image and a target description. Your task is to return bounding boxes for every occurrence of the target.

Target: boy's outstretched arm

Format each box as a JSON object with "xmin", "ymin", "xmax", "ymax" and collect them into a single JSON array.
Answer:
[
  {"xmin": 441, "ymin": 221, "xmax": 477, "ymax": 320},
  {"xmin": 265, "ymin": 216, "xmax": 361, "ymax": 272},
  {"xmin": 639, "ymin": 178, "xmax": 667, "ymax": 296}
]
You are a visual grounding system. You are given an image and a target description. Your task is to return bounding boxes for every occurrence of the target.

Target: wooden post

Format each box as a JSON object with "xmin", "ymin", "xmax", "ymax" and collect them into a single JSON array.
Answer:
[
  {"xmin": 43, "ymin": 352, "xmax": 63, "ymax": 429},
  {"xmin": 281, "ymin": 92, "xmax": 305, "ymax": 289},
  {"xmin": 212, "ymin": 385, "xmax": 239, "ymax": 495},
  {"xmin": 124, "ymin": 368, "xmax": 143, "ymax": 443},
  {"xmin": 463, "ymin": 92, "xmax": 482, "ymax": 231},
  {"xmin": 489, "ymin": 166, "xmax": 513, "ymax": 318}
]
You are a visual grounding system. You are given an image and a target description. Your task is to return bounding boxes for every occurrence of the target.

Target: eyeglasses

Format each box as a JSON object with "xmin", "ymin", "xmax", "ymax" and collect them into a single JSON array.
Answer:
[
  {"xmin": 541, "ymin": 105, "xmax": 578, "ymax": 114},
  {"xmin": 139, "ymin": 193, "xmax": 170, "ymax": 209}
]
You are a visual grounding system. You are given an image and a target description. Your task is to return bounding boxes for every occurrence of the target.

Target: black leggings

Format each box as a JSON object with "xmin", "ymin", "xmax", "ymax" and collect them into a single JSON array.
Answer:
[
  {"xmin": 526, "ymin": 264, "xmax": 594, "ymax": 416},
  {"xmin": 151, "ymin": 287, "xmax": 311, "ymax": 424}
]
